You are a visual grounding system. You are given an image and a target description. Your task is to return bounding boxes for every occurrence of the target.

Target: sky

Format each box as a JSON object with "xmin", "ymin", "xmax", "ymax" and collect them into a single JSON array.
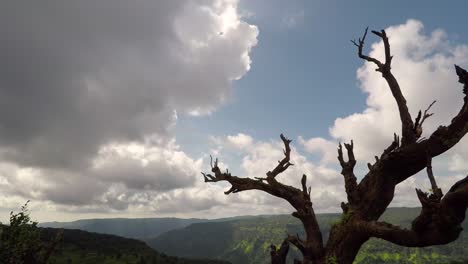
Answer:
[{"xmin": 0, "ymin": 0, "xmax": 467, "ymax": 222}]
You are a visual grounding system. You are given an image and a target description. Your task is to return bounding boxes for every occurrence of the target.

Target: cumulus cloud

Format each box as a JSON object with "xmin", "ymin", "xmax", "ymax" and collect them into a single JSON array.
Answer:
[
  {"xmin": 299, "ymin": 19, "xmax": 468, "ymax": 208},
  {"xmin": 206, "ymin": 134, "xmax": 345, "ymax": 213},
  {"xmin": 92, "ymin": 140, "xmax": 202, "ymax": 191},
  {"xmin": 0, "ymin": 0, "xmax": 257, "ymax": 169},
  {"xmin": 226, "ymin": 133, "xmax": 254, "ymax": 149},
  {"xmin": 392, "ymin": 172, "xmax": 466, "ymax": 208},
  {"xmin": 300, "ymin": 19, "xmax": 468, "ymax": 172},
  {"xmin": 2, "ymin": 14, "xmax": 467, "ymax": 221},
  {"xmin": 298, "ymin": 136, "xmax": 337, "ymax": 164},
  {"xmin": 0, "ymin": 0, "xmax": 258, "ymax": 217},
  {"xmin": 182, "ymin": 20, "xmax": 468, "ymax": 217},
  {"xmin": 330, "ymin": 20, "xmax": 468, "ymax": 162}
]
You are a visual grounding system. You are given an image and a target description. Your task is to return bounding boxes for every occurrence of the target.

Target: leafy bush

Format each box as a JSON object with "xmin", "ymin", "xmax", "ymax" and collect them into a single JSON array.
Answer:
[{"xmin": 0, "ymin": 201, "xmax": 61, "ymax": 264}]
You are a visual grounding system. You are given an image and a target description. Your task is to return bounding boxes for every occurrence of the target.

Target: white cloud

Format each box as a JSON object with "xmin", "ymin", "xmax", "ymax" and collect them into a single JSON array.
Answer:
[
  {"xmin": 281, "ymin": 10, "xmax": 305, "ymax": 29},
  {"xmin": 226, "ymin": 133, "xmax": 254, "ymax": 149},
  {"xmin": 298, "ymin": 19, "xmax": 468, "ymax": 212},
  {"xmin": 0, "ymin": 0, "xmax": 258, "ymax": 169},
  {"xmin": 3, "ymin": 16, "xmax": 467, "ymax": 222},
  {"xmin": 92, "ymin": 140, "xmax": 202, "ymax": 191},
  {"xmin": 0, "ymin": 0, "xmax": 258, "ymax": 220},
  {"xmin": 298, "ymin": 136, "xmax": 338, "ymax": 164},
  {"xmin": 0, "ymin": 140, "xmax": 203, "ymax": 210},
  {"xmin": 330, "ymin": 19, "xmax": 468, "ymax": 163},
  {"xmin": 448, "ymin": 153, "xmax": 468, "ymax": 172},
  {"xmin": 391, "ymin": 172, "xmax": 465, "ymax": 208},
  {"xmin": 208, "ymin": 134, "xmax": 345, "ymax": 214}
]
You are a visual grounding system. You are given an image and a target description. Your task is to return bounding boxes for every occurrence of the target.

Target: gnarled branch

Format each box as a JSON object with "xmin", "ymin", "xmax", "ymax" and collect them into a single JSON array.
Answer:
[
  {"xmin": 389, "ymin": 64, "xmax": 468, "ymax": 184},
  {"xmin": 351, "ymin": 27, "xmax": 384, "ymax": 69},
  {"xmin": 352, "ymin": 28, "xmax": 416, "ymax": 145},
  {"xmin": 202, "ymin": 134, "xmax": 325, "ymax": 261},
  {"xmin": 364, "ymin": 175, "xmax": 468, "ymax": 247},
  {"xmin": 286, "ymin": 233, "xmax": 306, "ymax": 254},
  {"xmin": 414, "ymin": 100, "xmax": 436, "ymax": 139},
  {"xmin": 267, "ymin": 134, "xmax": 294, "ymax": 179},
  {"xmin": 425, "ymin": 157, "xmax": 443, "ymax": 200},
  {"xmin": 271, "ymin": 239, "xmax": 289, "ymax": 264},
  {"xmin": 337, "ymin": 141, "xmax": 359, "ymax": 205}
]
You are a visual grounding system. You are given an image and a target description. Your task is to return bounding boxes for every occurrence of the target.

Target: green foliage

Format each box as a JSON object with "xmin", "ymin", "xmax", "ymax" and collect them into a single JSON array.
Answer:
[
  {"xmin": 147, "ymin": 208, "xmax": 468, "ymax": 264},
  {"xmin": 326, "ymin": 255, "xmax": 338, "ymax": 264},
  {"xmin": 1, "ymin": 203, "xmax": 229, "ymax": 264},
  {"xmin": 332, "ymin": 209, "xmax": 354, "ymax": 228},
  {"xmin": 0, "ymin": 201, "xmax": 51, "ymax": 264},
  {"xmin": 42, "ymin": 227, "xmax": 230, "ymax": 264}
]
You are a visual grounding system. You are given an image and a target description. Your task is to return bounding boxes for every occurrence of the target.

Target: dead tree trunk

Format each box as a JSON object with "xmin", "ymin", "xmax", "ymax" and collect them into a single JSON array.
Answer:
[{"xmin": 203, "ymin": 27, "xmax": 468, "ymax": 264}]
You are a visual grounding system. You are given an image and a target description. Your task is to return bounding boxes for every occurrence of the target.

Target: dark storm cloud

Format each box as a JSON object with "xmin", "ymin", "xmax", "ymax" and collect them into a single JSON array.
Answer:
[
  {"xmin": 0, "ymin": 0, "xmax": 257, "ymax": 169},
  {"xmin": 0, "ymin": 0, "xmax": 180, "ymax": 168},
  {"xmin": 0, "ymin": 0, "xmax": 258, "ymax": 208}
]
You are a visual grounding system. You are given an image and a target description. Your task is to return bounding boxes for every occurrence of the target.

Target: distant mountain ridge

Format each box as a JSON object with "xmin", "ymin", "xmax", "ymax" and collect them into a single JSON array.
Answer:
[
  {"xmin": 40, "ymin": 227, "xmax": 230, "ymax": 264},
  {"xmin": 40, "ymin": 215, "xmax": 257, "ymax": 239},
  {"xmin": 40, "ymin": 217, "xmax": 206, "ymax": 239}
]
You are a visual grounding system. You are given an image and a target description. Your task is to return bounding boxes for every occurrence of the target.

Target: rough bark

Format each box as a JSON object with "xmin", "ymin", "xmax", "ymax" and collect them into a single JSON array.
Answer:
[{"xmin": 203, "ymin": 27, "xmax": 468, "ymax": 264}]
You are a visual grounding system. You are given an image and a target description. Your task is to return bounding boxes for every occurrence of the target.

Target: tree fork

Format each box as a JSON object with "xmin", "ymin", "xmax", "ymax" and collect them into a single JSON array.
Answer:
[{"xmin": 203, "ymin": 27, "xmax": 468, "ymax": 264}]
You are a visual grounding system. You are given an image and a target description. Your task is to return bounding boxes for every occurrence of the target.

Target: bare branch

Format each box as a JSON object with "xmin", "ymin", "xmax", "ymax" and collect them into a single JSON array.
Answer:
[
  {"xmin": 202, "ymin": 28, "xmax": 468, "ymax": 264},
  {"xmin": 352, "ymin": 28, "xmax": 416, "ymax": 145},
  {"xmin": 286, "ymin": 233, "xmax": 306, "ymax": 254},
  {"xmin": 301, "ymin": 174, "xmax": 309, "ymax": 196},
  {"xmin": 267, "ymin": 134, "xmax": 293, "ymax": 179},
  {"xmin": 426, "ymin": 65, "xmax": 468, "ymax": 149},
  {"xmin": 425, "ymin": 157, "xmax": 443, "ymax": 200},
  {"xmin": 371, "ymin": 30, "xmax": 393, "ymax": 71},
  {"xmin": 337, "ymin": 141, "xmax": 359, "ymax": 205},
  {"xmin": 364, "ymin": 221, "xmax": 458, "ymax": 247},
  {"xmin": 351, "ymin": 27, "xmax": 384, "ymax": 69},
  {"xmin": 364, "ymin": 175, "xmax": 468, "ymax": 247},
  {"xmin": 382, "ymin": 133, "xmax": 400, "ymax": 157},
  {"xmin": 414, "ymin": 100, "xmax": 436, "ymax": 139},
  {"xmin": 271, "ymin": 239, "xmax": 289, "ymax": 264},
  {"xmin": 455, "ymin": 64, "xmax": 468, "ymax": 95},
  {"xmin": 377, "ymin": 65, "xmax": 468, "ymax": 186},
  {"xmin": 202, "ymin": 134, "xmax": 326, "ymax": 260}
]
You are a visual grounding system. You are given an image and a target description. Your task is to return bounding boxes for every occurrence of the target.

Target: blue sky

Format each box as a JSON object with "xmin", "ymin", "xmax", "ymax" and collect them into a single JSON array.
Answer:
[
  {"xmin": 176, "ymin": 0, "xmax": 468, "ymax": 157},
  {"xmin": 1, "ymin": 0, "xmax": 467, "ymax": 221}
]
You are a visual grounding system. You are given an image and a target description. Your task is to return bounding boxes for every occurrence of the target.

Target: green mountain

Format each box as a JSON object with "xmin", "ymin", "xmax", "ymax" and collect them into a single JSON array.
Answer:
[
  {"xmin": 40, "ymin": 218, "xmax": 206, "ymax": 240},
  {"xmin": 145, "ymin": 208, "xmax": 468, "ymax": 264},
  {"xmin": 40, "ymin": 215, "xmax": 257, "ymax": 240},
  {"xmin": 41, "ymin": 227, "xmax": 230, "ymax": 264}
]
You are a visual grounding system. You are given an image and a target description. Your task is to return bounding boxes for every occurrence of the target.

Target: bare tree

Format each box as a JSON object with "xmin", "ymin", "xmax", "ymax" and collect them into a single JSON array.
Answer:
[{"xmin": 202, "ymin": 27, "xmax": 468, "ymax": 264}]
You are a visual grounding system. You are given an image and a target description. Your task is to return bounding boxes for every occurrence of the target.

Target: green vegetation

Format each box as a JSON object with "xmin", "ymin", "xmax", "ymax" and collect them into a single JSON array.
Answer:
[
  {"xmin": 0, "ymin": 201, "xmax": 60, "ymax": 264},
  {"xmin": 40, "ymin": 217, "xmax": 207, "ymax": 240},
  {"xmin": 42, "ymin": 228, "xmax": 230, "ymax": 264},
  {"xmin": 2, "ymin": 203, "xmax": 230, "ymax": 264},
  {"xmin": 331, "ymin": 208, "xmax": 354, "ymax": 228},
  {"xmin": 146, "ymin": 208, "xmax": 468, "ymax": 264},
  {"xmin": 326, "ymin": 255, "xmax": 338, "ymax": 264}
]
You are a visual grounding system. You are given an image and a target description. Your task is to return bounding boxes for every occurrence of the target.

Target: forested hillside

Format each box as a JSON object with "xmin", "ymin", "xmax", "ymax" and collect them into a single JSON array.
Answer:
[
  {"xmin": 146, "ymin": 208, "xmax": 468, "ymax": 264},
  {"xmin": 38, "ymin": 208, "xmax": 468, "ymax": 263},
  {"xmin": 40, "ymin": 227, "xmax": 230, "ymax": 264},
  {"xmin": 40, "ymin": 218, "xmax": 206, "ymax": 239}
]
